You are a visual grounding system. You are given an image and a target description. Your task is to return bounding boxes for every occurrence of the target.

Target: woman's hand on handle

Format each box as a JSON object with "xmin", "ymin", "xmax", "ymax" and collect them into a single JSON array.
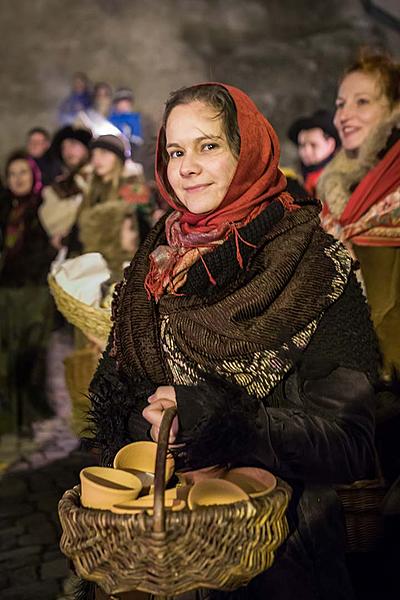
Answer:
[{"xmin": 142, "ymin": 386, "xmax": 179, "ymax": 443}]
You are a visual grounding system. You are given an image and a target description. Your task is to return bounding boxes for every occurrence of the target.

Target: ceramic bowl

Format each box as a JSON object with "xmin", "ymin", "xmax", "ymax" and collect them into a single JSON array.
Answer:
[
  {"xmin": 80, "ymin": 466, "xmax": 142, "ymax": 510},
  {"xmin": 187, "ymin": 478, "xmax": 249, "ymax": 510},
  {"xmin": 111, "ymin": 489, "xmax": 186, "ymax": 515},
  {"xmin": 223, "ymin": 467, "xmax": 277, "ymax": 497},
  {"xmin": 113, "ymin": 441, "xmax": 175, "ymax": 491}
]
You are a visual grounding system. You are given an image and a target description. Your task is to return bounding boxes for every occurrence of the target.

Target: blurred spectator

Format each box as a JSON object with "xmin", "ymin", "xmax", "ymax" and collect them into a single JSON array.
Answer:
[
  {"xmin": 25, "ymin": 127, "xmax": 60, "ymax": 186},
  {"xmin": 76, "ymin": 134, "xmax": 152, "ymax": 280},
  {"xmin": 39, "ymin": 126, "xmax": 93, "ymax": 250},
  {"xmin": 92, "ymin": 81, "xmax": 113, "ymax": 117},
  {"xmin": 52, "ymin": 125, "xmax": 92, "ymax": 174},
  {"xmin": 26, "ymin": 127, "xmax": 51, "ymax": 159},
  {"xmin": 109, "ymin": 87, "xmax": 143, "ymax": 153},
  {"xmin": 318, "ymin": 49, "xmax": 400, "ymax": 384},
  {"xmin": 288, "ymin": 110, "xmax": 339, "ymax": 196},
  {"xmin": 58, "ymin": 72, "xmax": 92, "ymax": 126},
  {"xmin": 0, "ymin": 151, "xmax": 57, "ymax": 434},
  {"xmin": 74, "ymin": 81, "xmax": 121, "ymax": 139}
]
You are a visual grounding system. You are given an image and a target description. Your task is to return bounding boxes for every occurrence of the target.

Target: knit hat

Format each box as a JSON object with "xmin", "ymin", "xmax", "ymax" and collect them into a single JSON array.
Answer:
[
  {"xmin": 90, "ymin": 134, "xmax": 127, "ymax": 163},
  {"xmin": 288, "ymin": 110, "xmax": 340, "ymax": 146},
  {"xmin": 113, "ymin": 87, "xmax": 134, "ymax": 103}
]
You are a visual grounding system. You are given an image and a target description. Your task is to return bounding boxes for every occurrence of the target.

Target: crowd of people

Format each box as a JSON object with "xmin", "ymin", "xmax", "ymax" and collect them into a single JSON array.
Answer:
[
  {"xmin": 0, "ymin": 48, "xmax": 399, "ymax": 599},
  {"xmin": 0, "ymin": 73, "xmax": 158, "ymax": 435}
]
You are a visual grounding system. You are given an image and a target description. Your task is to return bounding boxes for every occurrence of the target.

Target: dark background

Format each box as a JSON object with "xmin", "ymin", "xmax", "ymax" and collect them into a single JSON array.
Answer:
[{"xmin": 0, "ymin": 0, "xmax": 399, "ymax": 173}]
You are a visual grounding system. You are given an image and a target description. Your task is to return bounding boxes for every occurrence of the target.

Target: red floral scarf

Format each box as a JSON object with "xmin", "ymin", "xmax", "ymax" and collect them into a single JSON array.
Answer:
[
  {"xmin": 145, "ymin": 83, "xmax": 295, "ymax": 301},
  {"xmin": 321, "ymin": 140, "xmax": 400, "ymax": 246}
]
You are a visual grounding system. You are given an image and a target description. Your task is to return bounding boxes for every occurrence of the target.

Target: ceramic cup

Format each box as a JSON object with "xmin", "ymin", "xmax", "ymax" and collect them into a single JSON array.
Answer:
[
  {"xmin": 80, "ymin": 466, "xmax": 142, "ymax": 510},
  {"xmin": 113, "ymin": 441, "xmax": 175, "ymax": 493}
]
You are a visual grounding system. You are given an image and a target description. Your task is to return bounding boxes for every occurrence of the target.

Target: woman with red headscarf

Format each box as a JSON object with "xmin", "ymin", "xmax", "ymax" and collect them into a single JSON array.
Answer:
[
  {"xmin": 318, "ymin": 50, "xmax": 400, "ymax": 380},
  {"xmin": 0, "ymin": 151, "xmax": 57, "ymax": 435},
  {"xmin": 86, "ymin": 85, "xmax": 379, "ymax": 599}
]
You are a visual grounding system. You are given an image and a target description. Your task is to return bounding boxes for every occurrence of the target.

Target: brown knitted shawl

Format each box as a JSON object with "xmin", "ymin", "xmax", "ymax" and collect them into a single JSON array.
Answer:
[{"xmin": 111, "ymin": 202, "xmax": 352, "ymax": 393}]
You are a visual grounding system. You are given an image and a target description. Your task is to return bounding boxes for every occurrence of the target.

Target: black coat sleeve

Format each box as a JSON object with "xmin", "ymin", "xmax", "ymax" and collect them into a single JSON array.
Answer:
[
  {"xmin": 174, "ymin": 368, "xmax": 376, "ymax": 485},
  {"xmin": 86, "ymin": 346, "xmax": 156, "ymax": 466},
  {"xmin": 245, "ymin": 367, "xmax": 376, "ymax": 484}
]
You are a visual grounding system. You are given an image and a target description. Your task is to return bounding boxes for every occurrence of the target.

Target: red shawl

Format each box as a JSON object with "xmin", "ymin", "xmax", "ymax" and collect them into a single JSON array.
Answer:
[
  {"xmin": 321, "ymin": 140, "xmax": 400, "ymax": 246},
  {"xmin": 340, "ymin": 139, "xmax": 400, "ymax": 228},
  {"xmin": 145, "ymin": 83, "xmax": 294, "ymax": 300}
]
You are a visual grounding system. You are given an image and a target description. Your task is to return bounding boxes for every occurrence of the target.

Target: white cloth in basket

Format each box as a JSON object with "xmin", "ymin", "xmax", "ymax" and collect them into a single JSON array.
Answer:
[{"xmin": 51, "ymin": 253, "xmax": 110, "ymax": 307}]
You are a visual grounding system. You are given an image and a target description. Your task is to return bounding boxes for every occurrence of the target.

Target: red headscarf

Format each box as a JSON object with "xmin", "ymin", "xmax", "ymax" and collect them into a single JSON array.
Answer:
[{"xmin": 145, "ymin": 83, "xmax": 294, "ymax": 300}]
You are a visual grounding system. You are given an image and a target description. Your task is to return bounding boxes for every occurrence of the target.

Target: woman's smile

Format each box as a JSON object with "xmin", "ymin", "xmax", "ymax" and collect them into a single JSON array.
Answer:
[
  {"xmin": 334, "ymin": 71, "xmax": 391, "ymax": 153},
  {"xmin": 166, "ymin": 101, "xmax": 238, "ymax": 214},
  {"xmin": 183, "ymin": 183, "xmax": 212, "ymax": 193}
]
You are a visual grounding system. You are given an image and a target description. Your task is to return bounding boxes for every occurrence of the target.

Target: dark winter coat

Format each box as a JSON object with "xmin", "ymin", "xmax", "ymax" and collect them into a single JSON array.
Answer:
[
  {"xmin": 0, "ymin": 191, "xmax": 57, "ymax": 286},
  {"xmin": 84, "ymin": 199, "xmax": 379, "ymax": 600}
]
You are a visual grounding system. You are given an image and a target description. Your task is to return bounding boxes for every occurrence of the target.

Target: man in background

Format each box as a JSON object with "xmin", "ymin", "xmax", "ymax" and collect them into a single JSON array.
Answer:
[{"xmin": 288, "ymin": 110, "xmax": 339, "ymax": 197}]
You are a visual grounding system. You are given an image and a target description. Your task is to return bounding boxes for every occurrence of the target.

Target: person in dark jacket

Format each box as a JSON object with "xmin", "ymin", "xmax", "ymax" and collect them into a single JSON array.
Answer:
[
  {"xmin": 0, "ymin": 151, "xmax": 57, "ymax": 434},
  {"xmin": 288, "ymin": 109, "xmax": 339, "ymax": 197},
  {"xmin": 26, "ymin": 126, "xmax": 51, "ymax": 161},
  {"xmin": 83, "ymin": 84, "xmax": 379, "ymax": 600}
]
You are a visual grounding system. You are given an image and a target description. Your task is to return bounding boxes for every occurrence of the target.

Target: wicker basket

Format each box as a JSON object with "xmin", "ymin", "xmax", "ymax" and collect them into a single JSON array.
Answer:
[
  {"xmin": 48, "ymin": 274, "xmax": 112, "ymax": 344},
  {"xmin": 59, "ymin": 408, "xmax": 291, "ymax": 598},
  {"xmin": 336, "ymin": 478, "xmax": 387, "ymax": 552},
  {"xmin": 64, "ymin": 348, "xmax": 100, "ymax": 435}
]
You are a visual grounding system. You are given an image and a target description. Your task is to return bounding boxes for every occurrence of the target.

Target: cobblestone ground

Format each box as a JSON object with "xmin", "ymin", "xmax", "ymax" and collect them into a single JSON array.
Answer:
[{"xmin": 0, "ymin": 418, "xmax": 97, "ymax": 599}]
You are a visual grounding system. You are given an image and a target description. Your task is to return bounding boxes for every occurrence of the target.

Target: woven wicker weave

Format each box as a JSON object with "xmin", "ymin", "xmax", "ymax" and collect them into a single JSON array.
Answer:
[
  {"xmin": 336, "ymin": 478, "xmax": 387, "ymax": 552},
  {"xmin": 48, "ymin": 274, "xmax": 112, "ymax": 343},
  {"xmin": 64, "ymin": 348, "xmax": 100, "ymax": 435},
  {"xmin": 59, "ymin": 408, "xmax": 291, "ymax": 597}
]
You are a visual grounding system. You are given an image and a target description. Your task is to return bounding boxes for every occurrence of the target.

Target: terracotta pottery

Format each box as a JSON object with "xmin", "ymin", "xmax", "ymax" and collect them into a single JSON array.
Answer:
[
  {"xmin": 113, "ymin": 441, "xmax": 175, "ymax": 490},
  {"xmin": 187, "ymin": 478, "xmax": 249, "ymax": 509},
  {"xmin": 80, "ymin": 466, "xmax": 142, "ymax": 510}
]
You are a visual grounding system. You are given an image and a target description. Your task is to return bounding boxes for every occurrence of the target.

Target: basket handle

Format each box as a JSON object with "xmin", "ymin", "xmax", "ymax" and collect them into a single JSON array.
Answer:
[{"xmin": 153, "ymin": 405, "xmax": 178, "ymax": 535}]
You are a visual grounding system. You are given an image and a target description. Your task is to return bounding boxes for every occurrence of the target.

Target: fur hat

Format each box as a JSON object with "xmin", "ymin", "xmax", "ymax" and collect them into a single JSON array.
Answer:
[
  {"xmin": 90, "ymin": 134, "xmax": 126, "ymax": 163},
  {"xmin": 288, "ymin": 110, "xmax": 340, "ymax": 145},
  {"xmin": 52, "ymin": 126, "xmax": 92, "ymax": 159}
]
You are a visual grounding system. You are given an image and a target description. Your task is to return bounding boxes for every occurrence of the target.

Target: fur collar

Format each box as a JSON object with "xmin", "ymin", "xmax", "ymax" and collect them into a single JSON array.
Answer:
[{"xmin": 317, "ymin": 108, "xmax": 400, "ymax": 218}]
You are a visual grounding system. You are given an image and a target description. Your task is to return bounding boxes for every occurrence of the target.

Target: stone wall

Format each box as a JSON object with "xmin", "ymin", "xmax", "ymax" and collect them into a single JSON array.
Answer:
[{"xmin": 0, "ymin": 0, "xmax": 398, "ymax": 173}]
